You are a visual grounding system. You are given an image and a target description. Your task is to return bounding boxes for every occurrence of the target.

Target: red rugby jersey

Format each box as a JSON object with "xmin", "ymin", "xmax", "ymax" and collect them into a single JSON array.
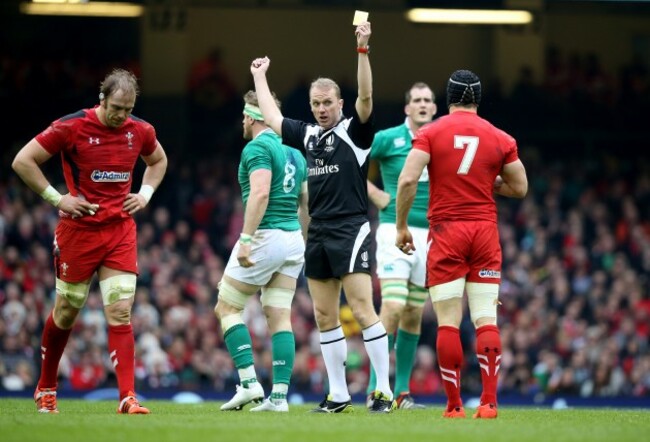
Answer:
[
  {"xmin": 35, "ymin": 106, "xmax": 157, "ymax": 226},
  {"xmin": 412, "ymin": 110, "xmax": 519, "ymax": 224}
]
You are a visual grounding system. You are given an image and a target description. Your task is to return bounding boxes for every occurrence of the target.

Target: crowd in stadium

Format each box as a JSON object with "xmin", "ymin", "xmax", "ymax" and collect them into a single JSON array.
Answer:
[{"xmin": 1, "ymin": 46, "xmax": 649, "ymax": 400}]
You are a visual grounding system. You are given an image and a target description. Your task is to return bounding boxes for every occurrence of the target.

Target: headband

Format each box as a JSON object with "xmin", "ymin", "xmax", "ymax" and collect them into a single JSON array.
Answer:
[{"xmin": 243, "ymin": 104, "xmax": 264, "ymax": 121}]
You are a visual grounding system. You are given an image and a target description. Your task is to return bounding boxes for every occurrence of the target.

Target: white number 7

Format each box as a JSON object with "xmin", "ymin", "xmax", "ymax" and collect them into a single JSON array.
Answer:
[{"xmin": 454, "ymin": 135, "xmax": 479, "ymax": 175}]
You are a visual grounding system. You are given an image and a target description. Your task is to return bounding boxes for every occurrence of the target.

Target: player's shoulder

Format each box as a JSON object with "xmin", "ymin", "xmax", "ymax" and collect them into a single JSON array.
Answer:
[
  {"xmin": 58, "ymin": 109, "xmax": 87, "ymax": 123},
  {"xmin": 376, "ymin": 123, "xmax": 407, "ymax": 139},
  {"xmin": 129, "ymin": 114, "xmax": 154, "ymax": 130}
]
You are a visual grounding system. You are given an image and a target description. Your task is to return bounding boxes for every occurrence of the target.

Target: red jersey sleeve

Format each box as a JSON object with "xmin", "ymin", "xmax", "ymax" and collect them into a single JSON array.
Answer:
[
  {"xmin": 139, "ymin": 123, "xmax": 158, "ymax": 157},
  {"xmin": 35, "ymin": 118, "xmax": 74, "ymax": 155},
  {"xmin": 412, "ymin": 125, "xmax": 434, "ymax": 155},
  {"xmin": 500, "ymin": 130, "xmax": 519, "ymax": 165}
]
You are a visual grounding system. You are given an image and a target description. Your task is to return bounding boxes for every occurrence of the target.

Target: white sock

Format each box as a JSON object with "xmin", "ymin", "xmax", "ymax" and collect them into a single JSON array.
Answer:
[
  {"xmin": 239, "ymin": 365, "xmax": 257, "ymax": 385},
  {"xmin": 320, "ymin": 326, "xmax": 350, "ymax": 403},
  {"xmin": 363, "ymin": 322, "xmax": 393, "ymax": 400},
  {"xmin": 270, "ymin": 383, "xmax": 288, "ymax": 404}
]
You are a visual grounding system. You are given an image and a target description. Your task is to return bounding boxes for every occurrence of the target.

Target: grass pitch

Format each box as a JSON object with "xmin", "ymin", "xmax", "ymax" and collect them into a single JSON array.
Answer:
[{"xmin": 1, "ymin": 399, "xmax": 648, "ymax": 442}]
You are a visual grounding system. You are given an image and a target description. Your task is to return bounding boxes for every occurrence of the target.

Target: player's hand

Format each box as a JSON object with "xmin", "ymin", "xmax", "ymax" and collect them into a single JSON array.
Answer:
[
  {"xmin": 123, "ymin": 193, "xmax": 147, "ymax": 215},
  {"xmin": 355, "ymin": 21, "xmax": 371, "ymax": 47},
  {"xmin": 58, "ymin": 194, "xmax": 99, "ymax": 218},
  {"xmin": 396, "ymin": 228, "xmax": 415, "ymax": 255},
  {"xmin": 237, "ymin": 243, "xmax": 255, "ymax": 268},
  {"xmin": 251, "ymin": 57, "xmax": 270, "ymax": 75}
]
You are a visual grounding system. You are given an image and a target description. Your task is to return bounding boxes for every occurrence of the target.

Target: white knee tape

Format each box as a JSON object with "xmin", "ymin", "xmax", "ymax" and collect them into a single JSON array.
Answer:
[
  {"xmin": 220, "ymin": 313, "xmax": 245, "ymax": 333},
  {"xmin": 218, "ymin": 280, "xmax": 250, "ymax": 310},
  {"xmin": 260, "ymin": 287, "xmax": 294, "ymax": 309},
  {"xmin": 99, "ymin": 274, "xmax": 137, "ymax": 306},
  {"xmin": 466, "ymin": 282, "xmax": 499, "ymax": 325},
  {"xmin": 56, "ymin": 279, "xmax": 91, "ymax": 309},
  {"xmin": 429, "ymin": 277, "xmax": 466, "ymax": 303}
]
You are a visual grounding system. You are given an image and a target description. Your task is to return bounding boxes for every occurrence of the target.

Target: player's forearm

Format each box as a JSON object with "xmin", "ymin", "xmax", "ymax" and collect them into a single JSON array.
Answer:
[
  {"xmin": 12, "ymin": 155, "xmax": 51, "ymax": 195},
  {"xmin": 355, "ymin": 53, "xmax": 373, "ymax": 122},
  {"xmin": 242, "ymin": 191, "xmax": 269, "ymax": 236},
  {"xmin": 252, "ymin": 73, "xmax": 283, "ymax": 134},
  {"xmin": 141, "ymin": 155, "xmax": 167, "ymax": 191},
  {"xmin": 395, "ymin": 180, "xmax": 416, "ymax": 229},
  {"xmin": 367, "ymin": 179, "xmax": 388, "ymax": 209}
]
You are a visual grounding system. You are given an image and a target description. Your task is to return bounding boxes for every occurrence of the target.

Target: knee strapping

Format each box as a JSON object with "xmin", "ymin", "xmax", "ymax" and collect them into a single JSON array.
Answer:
[
  {"xmin": 56, "ymin": 279, "xmax": 91, "ymax": 309},
  {"xmin": 381, "ymin": 280, "xmax": 409, "ymax": 305},
  {"xmin": 429, "ymin": 277, "xmax": 466, "ymax": 303},
  {"xmin": 99, "ymin": 274, "xmax": 137, "ymax": 306},
  {"xmin": 218, "ymin": 280, "xmax": 250, "ymax": 310},
  {"xmin": 221, "ymin": 312, "xmax": 245, "ymax": 333},
  {"xmin": 260, "ymin": 287, "xmax": 294, "ymax": 309},
  {"xmin": 466, "ymin": 282, "xmax": 499, "ymax": 325}
]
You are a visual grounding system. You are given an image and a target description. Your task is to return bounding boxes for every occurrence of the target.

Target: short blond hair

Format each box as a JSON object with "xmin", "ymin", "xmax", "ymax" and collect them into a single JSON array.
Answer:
[{"xmin": 309, "ymin": 78, "xmax": 341, "ymax": 99}]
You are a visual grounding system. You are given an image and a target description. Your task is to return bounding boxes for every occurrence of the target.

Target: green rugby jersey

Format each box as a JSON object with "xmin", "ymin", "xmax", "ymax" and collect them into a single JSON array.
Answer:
[
  {"xmin": 238, "ymin": 129, "xmax": 307, "ymax": 231},
  {"xmin": 370, "ymin": 121, "xmax": 429, "ymax": 228}
]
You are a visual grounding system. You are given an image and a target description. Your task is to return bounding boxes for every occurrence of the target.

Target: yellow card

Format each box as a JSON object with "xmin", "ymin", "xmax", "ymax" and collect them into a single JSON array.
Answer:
[{"xmin": 353, "ymin": 10, "xmax": 369, "ymax": 25}]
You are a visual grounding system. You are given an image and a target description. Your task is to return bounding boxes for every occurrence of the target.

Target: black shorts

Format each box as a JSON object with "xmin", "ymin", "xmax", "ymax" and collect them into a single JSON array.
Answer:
[{"xmin": 305, "ymin": 215, "xmax": 373, "ymax": 279}]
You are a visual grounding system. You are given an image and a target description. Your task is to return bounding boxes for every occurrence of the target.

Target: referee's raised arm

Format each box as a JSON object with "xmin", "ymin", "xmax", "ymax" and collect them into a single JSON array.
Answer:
[
  {"xmin": 354, "ymin": 21, "xmax": 373, "ymax": 123},
  {"xmin": 250, "ymin": 56, "xmax": 284, "ymax": 136}
]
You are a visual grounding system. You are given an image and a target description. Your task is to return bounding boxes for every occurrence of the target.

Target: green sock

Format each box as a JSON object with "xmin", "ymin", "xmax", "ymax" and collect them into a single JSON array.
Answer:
[
  {"xmin": 271, "ymin": 331, "xmax": 295, "ymax": 386},
  {"xmin": 224, "ymin": 323, "xmax": 255, "ymax": 371},
  {"xmin": 394, "ymin": 328, "xmax": 420, "ymax": 395},
  {"xmin": 366, "ymin": 332, "xmax": 395, "ymax": 395}
]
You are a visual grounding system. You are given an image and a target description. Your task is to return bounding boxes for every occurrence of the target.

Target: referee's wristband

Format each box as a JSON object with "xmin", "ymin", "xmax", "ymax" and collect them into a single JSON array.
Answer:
[
  {"xmin": 138, "ymin": 184, "xmax": 154, "ymax": 203},
  {"xmin": 239, "ymin": 233, "xmax": 252, "ymax": 245},
  {"xmin": 40, "ymin": 185, "xmax": 62, "ymax": 207}
]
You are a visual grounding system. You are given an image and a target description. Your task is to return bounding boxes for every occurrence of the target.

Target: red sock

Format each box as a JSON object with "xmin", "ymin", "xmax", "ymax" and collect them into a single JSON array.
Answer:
[
  {"xmin": 108, "ymin": 324, "xmax": 135, "ymax": 399},
  {"xmin": 38, "ymin": 313, "xmax": 73, "ymax": 390},
  {"xmin": 475, "ymin": 324, "xmax": 501, "ymax": 406},
  {"xmin": 436, "ymin": 326, "xmax": 464, "ymax": 410}
]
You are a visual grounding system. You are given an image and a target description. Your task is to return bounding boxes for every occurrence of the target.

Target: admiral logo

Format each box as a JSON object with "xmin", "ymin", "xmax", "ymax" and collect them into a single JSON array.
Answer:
[
  {"xmin": 91, "ymin": 170, "xmax": 131, "ymax": 182},
  {"xmin": 478, "ymin": 269, "xmax": 501, "ymax": 278}
]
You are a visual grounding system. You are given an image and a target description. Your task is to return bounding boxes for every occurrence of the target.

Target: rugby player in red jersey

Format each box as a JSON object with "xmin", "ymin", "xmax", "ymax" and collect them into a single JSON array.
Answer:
[
  {"xmin": 395, "ymin": 69, "xmax": 528, "ymax": 419},
  {"xmin": 12, "ymin": 68, "xmax": 167, "ymax": 415}
]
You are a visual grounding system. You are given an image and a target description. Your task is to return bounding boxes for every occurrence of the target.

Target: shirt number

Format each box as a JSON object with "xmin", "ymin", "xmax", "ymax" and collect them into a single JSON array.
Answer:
[
  {"xmin": 454, "ymin": 135, "xmax": 479, "ymax": 175},
  {"xmin": 283, "ymin": 161, "xmax": 296, "ymax": 193}
]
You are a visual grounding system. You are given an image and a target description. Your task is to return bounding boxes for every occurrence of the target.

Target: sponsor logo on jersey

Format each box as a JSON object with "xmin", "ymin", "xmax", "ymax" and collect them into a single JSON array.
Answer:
[
  {"xmin": 478, "ymin": 269, "xmax": 501, "ymax": 278},
  {"xmin": 393, "ymin": 137, "xmax": 406, "ymax": 148},
  {"xmin": 308, "ymin": 158, "xmax": 340, "ymax": 177},
  {"xmin": 91, "ymin": 170, "xmax": 131, "ymax": 182}
]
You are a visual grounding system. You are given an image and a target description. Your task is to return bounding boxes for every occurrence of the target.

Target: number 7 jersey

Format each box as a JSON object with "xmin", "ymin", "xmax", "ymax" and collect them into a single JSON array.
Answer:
[{"xmin": 412, "ymin": 110, "xmax": 519, "ymax": 224}]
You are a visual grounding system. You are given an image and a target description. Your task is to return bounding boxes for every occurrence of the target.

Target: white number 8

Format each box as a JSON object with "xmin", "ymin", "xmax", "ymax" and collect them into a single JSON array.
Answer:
[
  {"xmin": 283, "ymin": 162, "xmax": 296, "ymax": 193},
  {"xmin": 454, "ymin": 135, "xmax": 479, "ymax": 175}
]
